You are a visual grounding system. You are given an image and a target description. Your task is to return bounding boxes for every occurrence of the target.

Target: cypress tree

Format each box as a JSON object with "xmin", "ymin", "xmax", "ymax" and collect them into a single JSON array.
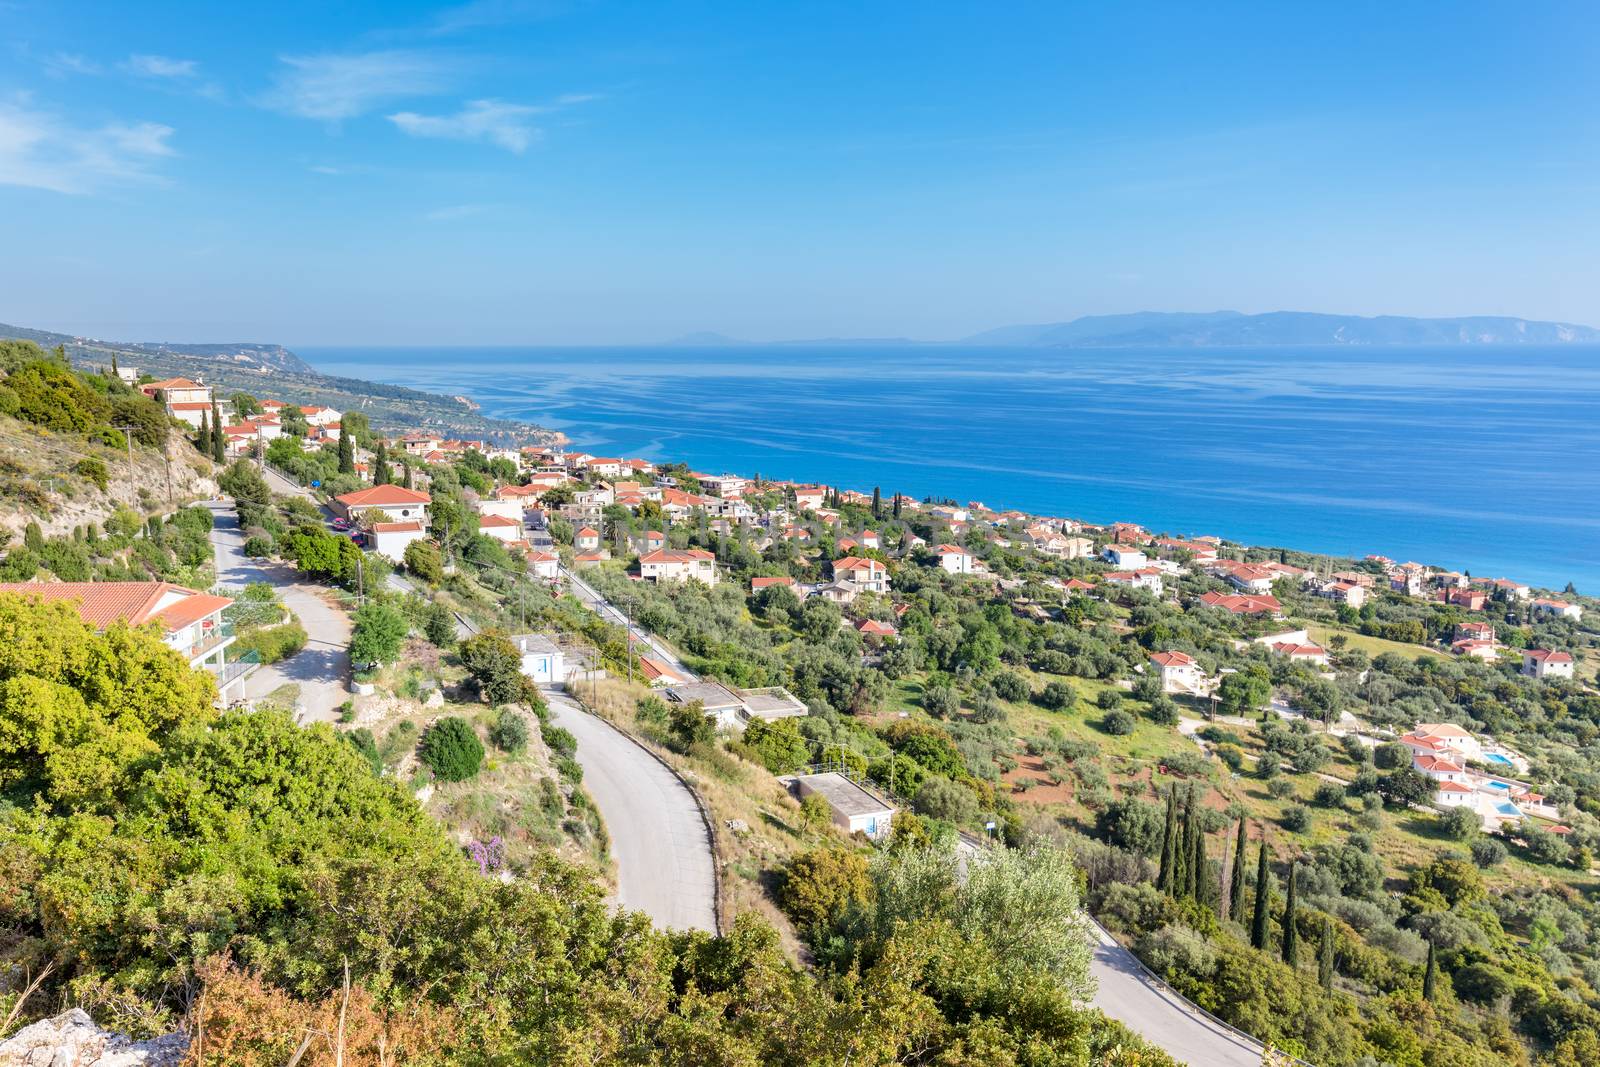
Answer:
[
  {"xmin": 210, "ymin": 402, "xmax": 225, "ymax": 461},
  {"xmin": 893, "ymin": 493, "xmax": 902, "ymax": 519},
  {"xmin": 872, "ymin": 486, "xmax": 882, "ymax": 518},
  {"xmin": 1181, "ymin": 788, "xmax": 1201, "ymax": 900},
  {"xmin": 111, "ymin": 352, "xmax": 119, "ymax": 376},
  {"xmin": 199, "ymin": 410, "xmax": 210, "ymax": 451},
  {"xmin": 1251, "ymin": 839, "xmax": 1271, "ymax": 951},
  {"xmin": 338, "ymin": 427, "xmax": 355, "ymax": 474},
  {"xmin": 1422, "ymin": 939, "xmax": 1437, "ymax": 1001},
  {"xmin": 1229, "ymin": 818, "xmax": 1249, "ymax": 923},
  {"xmin": 402, "ymin": 459, "xmax": 413, "ymax": 489},
  {"xmin": 1320, "ymin": 916, "xmax": 1335, "ymax": 990},
  {"xmin": 1282, "ymin": 861, "xmax": 1299, "ymax": 967},
  {"xmin": 374, "ymin": 440, "xmax": 391, "ymax": 485},
  {"xmin": 1157, "ymin": 787, "xmax": 1178, "ymax": 894},
  {"xmin": 1192, "ymin": 821, "xmax": 1209, "ymax": 908}
]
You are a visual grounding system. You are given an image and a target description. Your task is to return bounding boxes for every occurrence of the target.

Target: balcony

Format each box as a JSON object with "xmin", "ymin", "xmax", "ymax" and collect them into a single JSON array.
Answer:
[{"xmin": 184, "ymin": 621, "xmax": 236, "ymax": 664}]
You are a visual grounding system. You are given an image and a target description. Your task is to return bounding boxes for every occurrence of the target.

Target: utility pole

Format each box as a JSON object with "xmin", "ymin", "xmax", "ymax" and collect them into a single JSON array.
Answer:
[
  {"xmin": 626, "ymin": 601, "xmax": 634, "ymax": 686},
  {"xmin": 114, "ymin": 424, "xmax": 137, "ymax": 480}
]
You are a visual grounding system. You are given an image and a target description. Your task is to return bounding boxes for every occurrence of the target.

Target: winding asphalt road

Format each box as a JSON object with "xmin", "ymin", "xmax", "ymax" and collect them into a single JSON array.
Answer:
[
  {"xmin": 545, "ymin": 688, "xmax": 717, "ymax": 932},
  {"xmin": 561, "ymin": 566, "xmax": 698, "ymax": 681},
  {"xmin": 208, "ymin": 499, "xmax": 351, "ymax": 722}
]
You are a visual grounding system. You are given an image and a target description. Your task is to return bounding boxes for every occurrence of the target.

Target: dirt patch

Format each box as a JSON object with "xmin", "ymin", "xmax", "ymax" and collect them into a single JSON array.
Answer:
[{"xmin": 1002, "ymin": 753, "xmax": 1078, "ymax": 805}]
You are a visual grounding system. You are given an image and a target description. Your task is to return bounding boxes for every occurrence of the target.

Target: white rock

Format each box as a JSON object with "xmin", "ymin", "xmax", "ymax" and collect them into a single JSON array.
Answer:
[{"xmin": 0, "ymin": 1009, "xmax": 188, "ymax": 1067}]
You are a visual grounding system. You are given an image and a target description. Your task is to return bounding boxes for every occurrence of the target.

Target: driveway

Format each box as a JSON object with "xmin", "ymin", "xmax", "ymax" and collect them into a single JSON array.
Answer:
[
  {"xmin": 545, "ymin": 688, "xmax": 717, "ymax": 932},
  {"xmin": 209, "ymin": 500, "xmax": 352, "ymax": 723}
]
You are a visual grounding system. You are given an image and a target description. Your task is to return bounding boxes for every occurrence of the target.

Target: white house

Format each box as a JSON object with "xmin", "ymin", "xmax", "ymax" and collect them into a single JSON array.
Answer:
[
  {"xmin": 1104, "ymin": 568, "xmax": 1163, "ymax": 595},
  {"xmin": 933, "ymin": 543, "xmax": 974, "ymax": 574},
  {"xmin": 369, "ymin": 521, "xmax": 428, "ymax": 562},
  {"xmin": 1150, "ymin": 650, "xmax": 1203, "ymax": 694},
  {"xmin": 333, "ymin": 484, "xmax": 432, "ymax": 523},
  {"xmin": 1400, "ymin": 722, "xmax": 1483, "ymax": 764},
  {"xmin": 638, "ymin": 548, "xmax": 718, "ymax": 584},
  {"xmin": 1522, "ymin": 648, "xmax": 1575, "ymax": 680},
  {"xmin": 1101, "ymin": 545, "xmax": 1148, "ymax": 568},
  {"xmin": 1414, "ymin": 752, "xmax": 1470, "ymax": 785},
  {"xmin": 476, "ymin": 514, "xmax": 523, "ymax": 542},
  {"xmin": 575, "ymin": 526, "xmax": 601, "ymax": 551},
  {"xmin": 0, "ymin": 580, "xmax": 250, "ymax": 704},
  {"xmin": 793, "ymin": 772, "xmax": 895, "ymax": 841},
  {"xmin": 299, "ymin": 405, "xmax": 342, "ymax": 427},
  {"xmin": 476, "ymin": 491, "xmax": 527, "ymax": 523},
  {"xmin": 1532, "ymin": 598, "xmax": 1583, "ymax": 621},
  {"xmin": 832, "ymin": 556, "xmax": 890, "ymax": 594},
  {"xmin": 524, "ymin": 549, "xmax": 560, "ymax": 580},
  {"xmin": 510, "ymin": 633, "xmax": 565, "ymax": 685}
]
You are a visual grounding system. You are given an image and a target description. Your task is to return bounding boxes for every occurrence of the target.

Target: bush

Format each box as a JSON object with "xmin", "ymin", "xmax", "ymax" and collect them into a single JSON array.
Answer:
[
  {"xmin": 350, "ymin": 601, "xmax": 408, "ymax": 667},
  {"xmin": 1146, "ymin": 696, "xmax": 1180, "ymax": 726},
  {"xmin": 405, "ymin": 539, "xmax": 444, "ymax": 584},
  {"xmin": 923, "ymin": 684, "xmax": 960, "ymax": 719},
  {"xmin": 1312, "ymin": 782, "xmax": 1345, "ymax": 808},
  {"xmin": 1280, "ymin": 805, "xmax": 1312, "ymax": 832},
  {"xmin": 1097, "ymin": 796, "xmax": 1165, "ymax": 856},
  {"xmin": 778, "ymin": 848, "xmax": 871, "ymax": 935},
  {"xmin": 742, "ymin": 717, "xmax": 810, "ymax": 774},
  {"xmin": 242, "ymin": 535, "xmax": 273, "ymax": 558},
  {"xmin": 234, "ymin": 621, "xmax": 307, "ymax": 665},
  {"xmin": 1440, "ymin": 805, "xmax": 1480, "ymax": 841},
  {"xmin": 459, "ymin": 631, "xmax": 531, "ymax": 705},
  {"xmin": 911, "ymin": 776, "xmax": 980, "ymax": 825},
  {"xmin": 1036, "ymin": 680, "xmax": 1076, "ymax": 710},
  {"xmin": 489, "ymin": 708, "xmax": 529, "ymax": 754},
  {"xmin": 1470, "ymin": 836, "xmax": 1508, "ymax": 868},
  {"xmin": 74, "ymin": 456, "xmax": 109, "ymax": 491},
  {"xmin": 1096, "ymin": 689, "xmax": 1123, "ymax": 711},
  {"xmin": 990, "ymin": 670, "xmax": 1028, "ymax": 701},
  {"xmin": 1102, "ymin": 709, "xmax": 1136, "ymax": 736},
  {"xmin": 1137, "ymin": 923, "xmax": 1219, "ymax": 979},
  {"xmin": 1215, "ymin": 743, "xmax": 1245, "ymax": 772},
  {"xmin": 1374, "ymin": 741, "xmax": 1412, "ymax": 769},
  {"xmin": 543, "ymin": 724, "xmax": 577, "ymax": 759},
  {"xmin": 419, "ymin": 716, "xmax": 485, "ymax": 782},
  {"xmin": 1267, "ymin": 777, "xmax": 1296, "ymax": 799}
]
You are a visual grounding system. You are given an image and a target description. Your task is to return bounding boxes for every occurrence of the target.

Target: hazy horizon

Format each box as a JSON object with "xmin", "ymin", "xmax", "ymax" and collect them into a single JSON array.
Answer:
[{"xmin": 4, "ymin": 1, "xmax": 1598, "ymax": 344}]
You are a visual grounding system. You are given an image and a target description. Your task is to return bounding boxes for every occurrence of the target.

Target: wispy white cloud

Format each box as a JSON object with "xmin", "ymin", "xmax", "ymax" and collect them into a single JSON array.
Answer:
[
  {"xmin": 429, "ymin": 0, "xmax": 568, "ymax": 36},
  {"xmin": 0, "ymin": 97, "xmax": 175, "ymax": 194},
  {"xmin": 43, "ymin": 52, "xmax": 101, "ymax": 77},
  {"xmin": 123, "ymin": 54, "xmax": 199, "ymax": 79},
  {"xmin": 262, "ymin": 50, "xmax": 452, "ymax": 121},
  {"xmin": 424, "ymin": 202, "xmax": 491, "ymax": 221},
  {"xmin": 388, "ymin": 98, "xmax": 547, "ymax": 152}
]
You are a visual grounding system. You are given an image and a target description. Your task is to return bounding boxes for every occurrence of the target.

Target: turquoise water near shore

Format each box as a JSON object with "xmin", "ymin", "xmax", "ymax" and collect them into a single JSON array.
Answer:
[{"xmin": 304, "ymin": 344, "xmax": 1600, "ymax": 592}]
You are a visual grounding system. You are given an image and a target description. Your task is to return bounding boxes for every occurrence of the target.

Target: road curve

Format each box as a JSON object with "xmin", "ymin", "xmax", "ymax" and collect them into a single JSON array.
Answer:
[
  {"xmin": 1089, "ymin": 921, "xmax": 1263, "ymax": 1067},
  {"xmin": 545, "ymin": 688, "xmax": 717, "ymax": 932}
]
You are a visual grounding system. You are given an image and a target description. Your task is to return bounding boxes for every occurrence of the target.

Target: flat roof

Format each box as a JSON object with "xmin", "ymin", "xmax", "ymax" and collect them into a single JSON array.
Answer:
[
  {"xmin": 796, "ymin": 772, "xmax": 895, "ymax": 818},
  {"xmin": 510, "ymin": 633, "xmax": 560, "ymax": 655},
  {"xmin": 738, "ymin": 686, "xmax": 807, "ymax": 718},
  {"xmin": 665, "ymin": 681, "xmax": 744, "ymax": 709}
]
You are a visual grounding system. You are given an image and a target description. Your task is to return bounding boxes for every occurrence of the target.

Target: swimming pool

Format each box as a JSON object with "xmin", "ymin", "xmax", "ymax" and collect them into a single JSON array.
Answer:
[
  {"xmin": 1496, "ymin": 802, "xmax": 1521, "ymax": 817},
  {"xmin": 1485, "ymin": 753, "xmax": 1514, "ymax": 765},
  {"xmin": 1485, "ymin": 781, "xmax": 1511, "ymax": 791}
]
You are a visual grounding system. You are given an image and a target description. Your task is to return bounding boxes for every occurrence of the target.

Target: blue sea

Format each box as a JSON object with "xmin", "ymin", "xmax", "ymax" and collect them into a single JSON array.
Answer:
[{"xmin": 304, "ymin": 344, "xmax": 1600, "ymax": 592}]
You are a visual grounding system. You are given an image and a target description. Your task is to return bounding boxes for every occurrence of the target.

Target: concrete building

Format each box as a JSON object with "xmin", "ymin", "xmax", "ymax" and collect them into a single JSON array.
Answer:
[
  {"xmin": 1522, "ymin": 648, "xmax": 1576, "ymax": 680},
  {"xmin": 510, "ymin": 633, "xmax": 565, "ymax": 685},
  {"xmin": 793, "ymin": 772, "xmax": 896, "ymax": 840},
  {"xmin": 333, "ymin": 484, "xmax": 432, "ymax": 524}
]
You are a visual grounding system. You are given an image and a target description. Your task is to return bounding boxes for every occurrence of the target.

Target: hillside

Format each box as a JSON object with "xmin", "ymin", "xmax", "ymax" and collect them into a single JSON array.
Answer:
[
  {"xmin": 0, "ymin": 320, "xmax": 559, "ymax": 446},
  {"xmin": 962, "ymin": 310, "xmax": 1600, "ymax": 347}
]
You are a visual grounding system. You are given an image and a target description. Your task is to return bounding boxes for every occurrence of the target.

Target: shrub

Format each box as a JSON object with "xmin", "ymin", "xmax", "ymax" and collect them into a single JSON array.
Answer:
[
  {"xmin": 911, "ymin": 776, "xmax": 980, "ymax": 825},
  {"xmin": 742, "ymin": 717, "xmax": 810, "ymax": 774},
  {"xmin": 1440, "ymin": 805, "xmax": 1480, "ymax": 840},
  {"xmin": 1374, "ymin": 741, "xmax": 1412, "ymax": 769},
  {"xmin": 242, "ymin": 535, "xmax": 273, "ymax": 557},
  {"xmin": 778, "ymin": 848, "xmax": 871, "ymax": 934},
  {"xmin": 1312, "ymin": 782, "xmax": 1345, "ymax": 808},
  {"xmin": 1138, "ymin": 923, "xmax": 1219, "ymax": 978},
  {"xmin": 1215, "ymin": 743, "xmax": 1245, "ymax": 772},
  {"xmin": 234, "ymin": 621, "xmax": 308, "ymax": 665},
  {"xmin": 405, "ymin": 539, "xmax": 444, "ymax": 584},
  {"xmin": 350, "ymin": 601, "xmax": 408, "ymax": 667},
  {"xmin": 1268, "ymin": 777, "xmax": 1296, "ymax": 800},
  {"xmin": 459, "ymin": 631, "xmax": 531, "ymax": 705},
  {"xmin": 1037, "ymin": 680, "xmax": 1077, "ymax": 710},
  {"xmin": 419, "ymin": 716, "xmax": 485, "ymax": 782},
  {"xmin": 1145, "ymin": 696, "xmax": 1180, "ymax": 726},
  {"xmin": 1096, "ymin": 689, "xmax": 1123, "ymax": 711},
  {"xmin": 74, "ymin": 456, "xmax": 109, "ymax": 491},
  {"xmin": 1281, "ymin": 805, "xmax": 1312, "ymax": 832},
  {"xmin": 542, "ymin": 724, "xmax": 578, "ymax": 759},
  {"xmin": 1470, "ymin": 836, "xmax": 1508, "ymax": 868},
  {"xmin": 489, "ymin": 708, "xmax": 529, "ymax": 754},
  {"xmin": 1096, "ymin": 796, "xmax": 1165, "ymax": 856},
  {"xmin": 1102, "ymin": 709, "xmax": 1136, "ymax": 736},
  {"xmin": 990, "ymin": 670, "xmax": 1029, "ymax": 701},
  {"xmin": 922, "ymin": 684, "xmax": 960, "ymax": 719}
]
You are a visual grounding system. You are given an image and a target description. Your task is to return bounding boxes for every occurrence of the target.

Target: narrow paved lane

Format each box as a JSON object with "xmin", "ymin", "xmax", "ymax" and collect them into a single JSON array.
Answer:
[
  {"xmin": 545, "ymin": 688, "xmax": 717, "ymax": 932},
  {"xmin": 209, "ymin": 500, "xmax": 351, "ymax": 722},
  {"xmin": 1088, "ymin": 921, "xmax": 1263, "ymax": 1067}
]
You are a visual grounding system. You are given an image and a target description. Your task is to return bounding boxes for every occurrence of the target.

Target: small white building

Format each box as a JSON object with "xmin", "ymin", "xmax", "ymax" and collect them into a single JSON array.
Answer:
[
  {"xmin": 369, "ymin": 521, "xmax": 428, "ymax": 562},
  {"xmin": 1150, "ymin": 650, "xmax": 1203, "ymax": 694},
  {"xmin": 476, "ymin": 513, "xmax": 523, "ymax": 542},
  {"xmin": 1532, "ymin": 598, "xmax": 1583, "ymax": 621},
  {"xmin": 639, "ymin": 548, "xmax": 717, "ymax": 584},
  {"xmin": 793, "ymin": 772, "xmax": 896, "ymax": 840},
  {"xmin": 1522, "ymin": 648, "xmax": 1575, "ymax": 680},
  {"xmin": 333, "ymin": 484, "xmax": 432, "ymax": 524},
  {"xmin": 510, "ymin": 633, "xmax": 565, "ymax": 685},
  {"xmin": 1104, "ymin": 568, "xmax": 1164, "ymax": 595},
  {"xmin": 832, "ymin": 556, "xmax": 890, "ymax": 594},
  {"xmin": 524, "ymin": 549, "xmax": 560, "ymax": 580},
  {"xmin": 1101, "ymin": 545, "xmax": 1148, "ymax": 568},
  {"xmin": 933, "ymin": 543, "xmax": 974, "ymax": 574}
]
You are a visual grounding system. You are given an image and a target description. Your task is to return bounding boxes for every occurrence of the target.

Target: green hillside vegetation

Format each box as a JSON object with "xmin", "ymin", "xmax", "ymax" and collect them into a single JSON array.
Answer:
[{"xmin": 0, "ymin": 591, "xmax": 1176, "ymax": 1065}]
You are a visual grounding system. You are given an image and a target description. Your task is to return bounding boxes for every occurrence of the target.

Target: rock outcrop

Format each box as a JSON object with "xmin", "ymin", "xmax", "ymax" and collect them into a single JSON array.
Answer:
[{"xmin": 0, "ymin": 1009, "xmax": 188, "ymax": 1066}]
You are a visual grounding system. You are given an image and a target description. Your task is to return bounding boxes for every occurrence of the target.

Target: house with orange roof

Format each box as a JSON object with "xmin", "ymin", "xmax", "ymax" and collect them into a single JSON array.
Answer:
[
  {"xmin": 1101, "ymin": 544, "xmax": 1148, "ymax": 568},
  {"xmin": 574, "ymin": 526, "xmax": 601, "ymax": 552},
  {"xmin": 1196, "ymin": 591, "xmax": 1282, "ymax": 617},
  {"xmin": 1149, "ymin": 650, "xmax": 1202, "ymax": 694},
  {"xmin": 856, "ymin": 618, "xmax": 898, "ymax": 639},
  {"xmin": 1414, "ymin": 752, "xmax": 1470, "ymax": 785},
  {"xmin": 299, "ymin": 404, "xmax": 341, "ymax": 427},
  {"xmin": 333, "ymin": 484, "xmax": 431, "ymax": 523},
  {"xmin": 1269, "ymin": 641, "xmax": 1329, "ymax": 666},
  {"xmin": 1314, "ymin": 578, "xmax": 1367, "ymax": 609},
  {"xmin": 1451, "ymin": 639, "xmax": 1499, "ymax": 661},
  {"xmin": 639, "ymin": 548, "xmax": 717, "ymax": 584},
  {"xmin": 1439, "ymin": 587, "xmax": 1487, "ymax": 611},
  {"xmin": 1399, "ymin": 723, "xmax": 1483, "ymax": 763},
  {"xmin": 792, "ymin": 485, "xmax": 827, "ymax": 510},
  {"xmin": 476, "ymin": 513, "xmax": 523, "ymax": 542},
  {"xmin": 751, "ymin": 576, "xmax": 796, "ymax": 594},
  {"xmin": 1104, "ymin": 568, "xmax": 1163, "ymax": 595},
  {"xmin": 1532, "ymin": 598, "xmax": 1583, "ymax": 621},
  {"xmin": 832, "ymin": 556, "xmax": 889, "ymax": 594},
  {"xmin": 369, "ymin": 520, "xmax": 427, "ymax": 562},
  {"xmin": 0, "ymin": 581, "xmax": 249, "ymax": 702},
  {"xmin": 1522, "ymin": 648, "xmax": 1575, "ymax": 680},
  {"xmin": 932, "ymin": 543, "xmax": 974, "ymax": 575}
]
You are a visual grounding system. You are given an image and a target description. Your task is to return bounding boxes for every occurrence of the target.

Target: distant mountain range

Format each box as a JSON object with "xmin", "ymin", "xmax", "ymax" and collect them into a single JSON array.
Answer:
[
  {"xmin": 0, "ymin": 320, "xmax": 317, "ymax": 374},
  {"xmin": 670, "ymin": 310, "xmax": 1600, "ymax": 348}
]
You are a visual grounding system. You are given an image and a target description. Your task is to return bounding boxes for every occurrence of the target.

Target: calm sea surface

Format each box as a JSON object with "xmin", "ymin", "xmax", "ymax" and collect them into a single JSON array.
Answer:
[{"xmin": 304, "ymin": 344, "xmax": 1600, "ymax": 592}]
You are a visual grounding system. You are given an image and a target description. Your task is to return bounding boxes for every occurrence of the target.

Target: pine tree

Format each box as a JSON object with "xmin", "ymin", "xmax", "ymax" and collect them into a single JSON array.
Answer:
[
  {"xmin": 374, "ymin": 440, "xmax": 391, "ymax": 485},
  {"xmin": 1229, "ymin": 818, "xmax": 1249, "ymax": 922},
  {"xmin": 1251, "ymin": 839, "xmax": 1271, "ymax": 951},
  {"xmin": 1319, "ymin": 916, "xmax": 1335, "ymax": 990},
  {"xmin": 1281, "ymin": 861, "xmax": 1299, "ymax": 967},
  {"xmin": 1422, "ymin": 939, "xmax": 1437, "ymax": 1002},
  {"xmin": 1157, "ymin": 787, "xmax": 1178, "ymax": 894},
  {"xmin": 210, "ymin": 402, "xmax": 225, "ymax": 462},
  {"xmin": 338, "ymin": 427, "xmax": 355, "ymax": 474}
]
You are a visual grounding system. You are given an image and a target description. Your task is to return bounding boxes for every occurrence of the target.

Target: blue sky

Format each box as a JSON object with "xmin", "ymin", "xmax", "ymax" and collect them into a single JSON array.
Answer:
[{"xmin": 2, "ymin": 1, "xmax": 1597, "ymax": 345}]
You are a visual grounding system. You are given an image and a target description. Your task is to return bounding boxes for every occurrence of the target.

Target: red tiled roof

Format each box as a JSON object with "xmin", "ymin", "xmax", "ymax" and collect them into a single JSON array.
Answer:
[
  {"xmin": 477, "ymin": 514, "xmax": 521, "ymax": 528},
  {"xmin": 0, "ymin": 581, "xmax": 230, "ymax": 634},
  {"xmin": 371, "ymin": 521, "xmax": 424, "ymax": 533},
  {"xmin": 640, "ymin": 549, "xmax": 714, "ymax": 563},
  {"xmin": 1415, "ymin": 754, "xmax": 1464, "ymax": 773},
  {"xmin": 336, "ymin": 485, "xmax": 431, "ymax": 507},
  {"xmin": 1150, "ymin": 650, "xmax": 1195, "ymax": 667},
  {"xmin": 1524, "ymin": 649, "xmax": 1574, "ymax": 663}
]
